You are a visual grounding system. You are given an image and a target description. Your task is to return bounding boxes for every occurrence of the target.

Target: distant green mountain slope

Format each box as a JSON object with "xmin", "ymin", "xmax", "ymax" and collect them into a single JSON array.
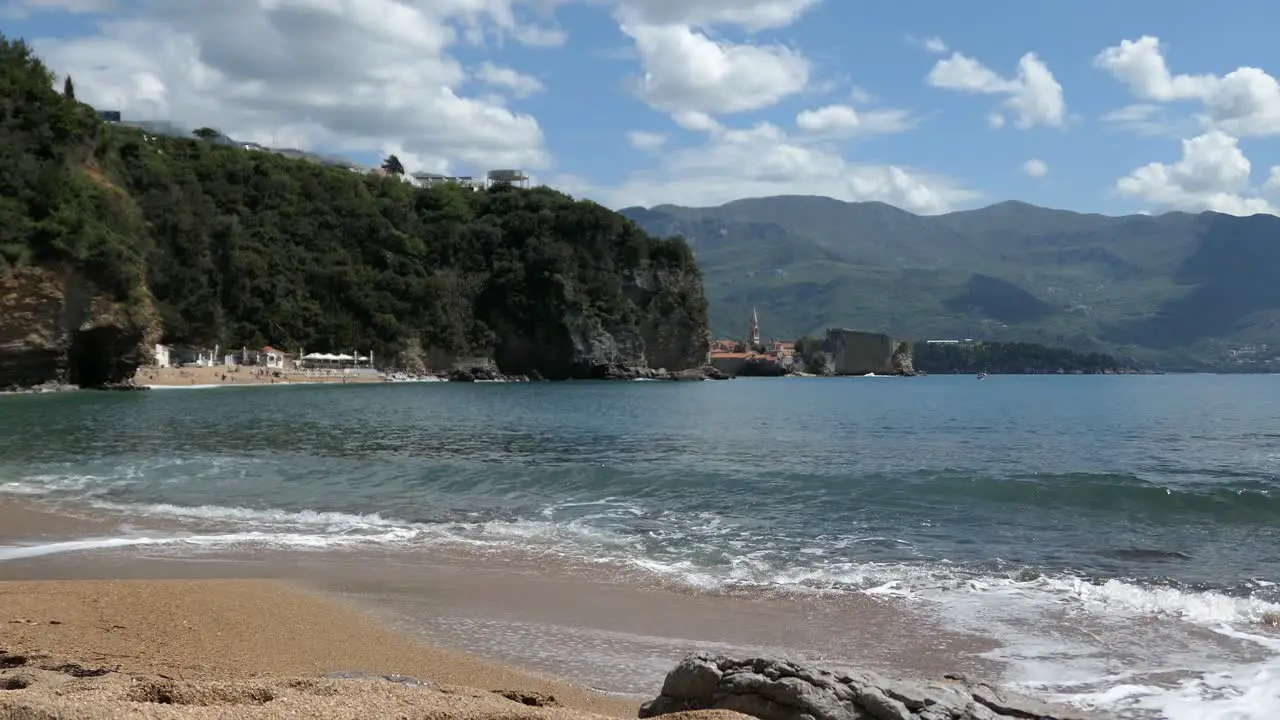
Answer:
[{"xmin": 619, "ymin": 197, "xmax": 1280, "ymax": 370}]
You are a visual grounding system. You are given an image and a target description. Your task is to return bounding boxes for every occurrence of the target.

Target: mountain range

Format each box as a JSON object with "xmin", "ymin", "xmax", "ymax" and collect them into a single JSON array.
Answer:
[{"xmin": 619, "ymin": 196, "xmax": 1280, "ymax": 370}]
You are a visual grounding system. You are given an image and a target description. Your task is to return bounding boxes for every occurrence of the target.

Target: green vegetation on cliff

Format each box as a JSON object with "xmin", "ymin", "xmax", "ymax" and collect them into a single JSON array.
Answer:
[
  {"xmin": 914, "ymin": 341, "xmax": 1132, "ymax": 375},
  {"xmin": 0, "ymin": 38, "xmax": 149, "ymax": 302},
  {"xmin": 0, "ymin": 34, "xmax": 709, "ymax": 383}
]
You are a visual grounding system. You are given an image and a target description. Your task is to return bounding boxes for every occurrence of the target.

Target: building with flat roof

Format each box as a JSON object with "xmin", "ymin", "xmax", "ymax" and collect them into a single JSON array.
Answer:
[
  {"xmin": 486, "ymin": 169, "xmax": 530, "ymax": 188},
  {"xmin": 410, "ymin": 172, "xmax": 482, "ymax": 190}
]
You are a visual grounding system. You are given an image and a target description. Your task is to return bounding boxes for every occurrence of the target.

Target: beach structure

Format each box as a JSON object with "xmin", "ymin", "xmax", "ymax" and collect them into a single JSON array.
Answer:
[
  {"xmin": 153, "ymin": 343, "xmax": 171, "ymax": 368},
  {"xmin": 409, "ymin": 172, "xmax": 483, "ymax": 190},
  {"xmin": 298, "ymin": 351, "xmax": 374, "ymax": 368},
  {"xmin": 261, "ymin": 346, "xmax": 285, "ymax": 369},
  {"xmin": 229, "ymin": 346, "xmax": 289, "ymax": 369},
  {"xmin": 486, "ymin": 169, "xmax": 530, "ymax": 188}
]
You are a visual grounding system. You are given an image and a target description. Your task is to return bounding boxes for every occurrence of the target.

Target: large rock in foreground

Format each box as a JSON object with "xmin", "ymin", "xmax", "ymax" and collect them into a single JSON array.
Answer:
[{"xmin": 639, "ymin": 653, "xmax": 1104, "ymax": 720}]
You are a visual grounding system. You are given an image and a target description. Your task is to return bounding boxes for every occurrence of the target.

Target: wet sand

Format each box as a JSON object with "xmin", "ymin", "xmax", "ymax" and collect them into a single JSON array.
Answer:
[
  {"xmin": 0, "ymin": 578, "xmax": 667, "ymax": 719},
  {"xmin": 0, "ymin": 500, "xmax": 122, "ymax": 545},
  {"xmin": 0, "ymin": 500, "xmax": 1006, "ymax": 716},
  {"xmin": 0, "ymin": 549, "xmax": 1005, "ymax": 693}
]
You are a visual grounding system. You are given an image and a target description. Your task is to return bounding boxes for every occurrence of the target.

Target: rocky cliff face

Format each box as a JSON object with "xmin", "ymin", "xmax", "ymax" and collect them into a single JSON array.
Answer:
[
  {"xmin": 890, "ymin": 341, "xmax": 916, "ymax": 376},
  {"xmin": 487, "ymin": 266, "xmax": 709, "ymax": 380},
  {"xmin": 629, "ymin": 267, "xmax": 709, "ymax": 372},
  {"xmin": 0, "ymin": 267, "xmax": 160, "ymax": 390}
]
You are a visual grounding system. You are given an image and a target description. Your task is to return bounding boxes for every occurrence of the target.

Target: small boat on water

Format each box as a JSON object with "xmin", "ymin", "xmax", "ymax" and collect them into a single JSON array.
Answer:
[{"xmin": 977, "ymin": 372, "xmax": 988, "ymax": 379}]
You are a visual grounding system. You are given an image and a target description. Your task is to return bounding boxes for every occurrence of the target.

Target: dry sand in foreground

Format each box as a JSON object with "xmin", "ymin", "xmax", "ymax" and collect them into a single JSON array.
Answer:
[{"xmin": 0, "ymin": 579, "xmax": 716, "ymax": 720}]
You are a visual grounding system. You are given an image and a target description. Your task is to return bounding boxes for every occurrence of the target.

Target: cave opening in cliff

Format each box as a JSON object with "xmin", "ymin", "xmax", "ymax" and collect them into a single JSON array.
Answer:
[{"xmin": 68, "ymin": 328, "xmax": 123, "ymax": 387}]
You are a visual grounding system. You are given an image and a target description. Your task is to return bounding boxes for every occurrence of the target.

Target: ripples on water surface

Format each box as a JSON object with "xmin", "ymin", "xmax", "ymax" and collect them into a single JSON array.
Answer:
[{"xmin": 1, "ymin": 375, "xmax": 1279, "ymax": 718}]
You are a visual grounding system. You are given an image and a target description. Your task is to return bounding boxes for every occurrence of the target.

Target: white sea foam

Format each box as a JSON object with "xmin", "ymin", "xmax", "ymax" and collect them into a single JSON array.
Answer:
[
  {"xmin": 4, "ymin": 491, "xmax": 1278, "ymax": 718},
  {"xmin": 0, "ymin": 527, "xmax": 423, "ymax": 561},
  {"xmin": 2, "ymin": 474, "xmax": 115, "ymax": 496},
  {"xmin": 1038, "ymin": 628, "xmax": 1280, "ymax": 719}
]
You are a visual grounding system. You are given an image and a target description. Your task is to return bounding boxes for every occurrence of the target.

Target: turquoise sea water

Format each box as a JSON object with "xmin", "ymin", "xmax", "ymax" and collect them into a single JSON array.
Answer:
[{"xmin": 1, "ymin": 375, "xmax": 1278, "ymax": 718}]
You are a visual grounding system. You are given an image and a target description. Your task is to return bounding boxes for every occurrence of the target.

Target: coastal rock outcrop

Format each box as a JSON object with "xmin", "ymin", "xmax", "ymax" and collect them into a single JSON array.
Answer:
[
  {"xmin": 0, "ymin": 267, "xmax": 160, "ymax": 390},
  {"xmin": 639, "ymin": 653, "xmax": 1103, "ymax": 720},
  {"xmin": 489, "ymin": 266, "xmax": 709, "ymax": 381},
  {"xmin": 890, "ymin": 342, "xmax": 917, "ymax": 376}
]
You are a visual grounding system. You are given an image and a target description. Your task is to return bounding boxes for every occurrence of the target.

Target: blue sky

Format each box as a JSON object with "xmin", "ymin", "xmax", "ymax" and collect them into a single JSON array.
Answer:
[{"xmin": 7, "ymin": 0, "xmax": 1280, "ymax": 216}]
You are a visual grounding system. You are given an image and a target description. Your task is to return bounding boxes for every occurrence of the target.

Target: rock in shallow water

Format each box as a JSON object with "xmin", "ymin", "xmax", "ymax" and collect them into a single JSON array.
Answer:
[{"xmin": 638, "ymin": 653, "xmax": 1106, "ymax": 720}]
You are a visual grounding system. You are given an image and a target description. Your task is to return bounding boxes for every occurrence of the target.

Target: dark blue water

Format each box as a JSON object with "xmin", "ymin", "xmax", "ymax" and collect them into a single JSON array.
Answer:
[{"xmin": 2, "ymin": 375, "xmax": 1279, "ymax": 717}]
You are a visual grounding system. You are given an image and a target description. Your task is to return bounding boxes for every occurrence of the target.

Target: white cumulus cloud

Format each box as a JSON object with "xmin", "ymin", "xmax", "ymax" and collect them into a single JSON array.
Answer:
[
  {"xmin": 928, "ymin": 50, "xmax": 1066, "ymax": 129},
  {"xmin": 1116, "ymin": 131, "xmax": 1276, "ymax": 215},
  {"xmin": 20, "ymin": 0, "xmax": 979, "ymax": 216},
  {"xmin": 621, "ymin": 22, "xmax": 809, "ymax": 115},
  {"xmin": 474, "ymin": 62, "xmax": 544, "ymax": 98},
  {"xmin": 1021, "ymin": 158, "xmax": 1048, "ymax": 178},
  {"xmin": 30, "ymin": 1, "xmax": 560, "ymax": 175},
  {"xmin": 2, "ymin": 0, "xmax": 115, "ymax": 17},
  {"xmin": 556, "ymin": 120, "xmax": 979, "ymax": 214},
  {"xmin": 1265, "ymin": 166, "xmax": 1280, "ymax": 195},
  {"xmin": 614, "ymin": 0, "xmax": 820, "ymax": 32},
  {"xmin": 672, "ymin": 110, "xmax": 723, "ymax": 132},
  {"xmin": 613, "ymin": 0, "xmax": 816, "ymax": 120},
  {"xmin": 797, "ymin": 105, "xmax": 861, "ymax": 133},
  {"xmin": 1095, "ymin": 35, "xmax": 1280, "ymax": 137},
  {"xmin": 627, "ymin": 130, "xmax": 667, "ymax": 149},
  {"xmin": 794, "ymin": 104, "xmax": 916, "ymax": 137},
  {"xmin": 923, "ymin": 36, "xmax": 948, "ymax": 54}
]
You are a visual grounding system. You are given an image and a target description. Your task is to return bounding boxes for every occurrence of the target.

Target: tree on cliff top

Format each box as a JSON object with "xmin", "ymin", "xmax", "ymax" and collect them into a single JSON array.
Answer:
[
  {"xmin": 793, "ymin": 336, "xmax": 829, "ymax": 374},
  {"xmin": 62, "ymin": 74, "xmax": 74, "ymax": 99},
  {"xmin": 0, "ymin": 31, "xmax": 709, "ymax": 378},
  {"xmin": 381, "ymin": 154, "xmax": 405, "ymax": 175},
  {"xmin": 0, "ymin": 32, "xmax": 144, "ymax": 298}
]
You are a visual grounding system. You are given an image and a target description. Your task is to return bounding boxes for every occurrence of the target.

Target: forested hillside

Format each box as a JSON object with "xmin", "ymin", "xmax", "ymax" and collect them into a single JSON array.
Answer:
[
  {"xmin": 913, "ymin": 342, "xmax": 1132, "ymax": 375},
  {"xmin": 0, "ymin": 34, "xmax": 708, "ymax": 387},
  {"xmin": 623, "ymin": 196, "xmax": 1280, "ymax": 371}
]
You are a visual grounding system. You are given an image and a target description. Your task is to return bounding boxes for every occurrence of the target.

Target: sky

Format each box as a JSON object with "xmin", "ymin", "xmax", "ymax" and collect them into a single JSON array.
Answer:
[{"xmin": 6, "ymin": 0, "xmax": 1280, "ymax": 216}]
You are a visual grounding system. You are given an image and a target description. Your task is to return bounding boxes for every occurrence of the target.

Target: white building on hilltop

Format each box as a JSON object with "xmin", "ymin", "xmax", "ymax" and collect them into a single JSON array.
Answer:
[{"xmin": 486, "ymin": 169, "xmax": 530, "ymax": 188}]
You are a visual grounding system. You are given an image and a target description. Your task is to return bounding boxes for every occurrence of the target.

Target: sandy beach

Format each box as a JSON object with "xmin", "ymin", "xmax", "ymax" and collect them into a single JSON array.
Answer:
[
  {"xmin": 134, "ymin": 365, "xmax": 386, "ymax": 388},
  {"xmin": 0, "ymin": 578, "xmax": 664, "ymax": 720}
]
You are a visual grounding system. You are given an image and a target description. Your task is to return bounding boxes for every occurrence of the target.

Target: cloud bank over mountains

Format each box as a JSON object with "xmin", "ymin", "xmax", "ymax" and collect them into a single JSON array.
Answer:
[{"xmin": 15, "ymin": 0, "xmax": 1280, "ymax": 216}]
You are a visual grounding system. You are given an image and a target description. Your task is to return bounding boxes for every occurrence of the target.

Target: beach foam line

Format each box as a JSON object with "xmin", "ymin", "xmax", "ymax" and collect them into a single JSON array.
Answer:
[
  {"xmin": 15, "ymin": 497, "xmax": 1280, "ymax": 630},
  {"xmin": 1037, "ymin": 627, "xmax": 1280, "ymax": 720},
  {"xmin": 6, "ymin": 495, "xmax": 1278, "ymax": 720},
  {"xmin": 0, "ymin": 526, "xmax": 431, "ymax": 562}
]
